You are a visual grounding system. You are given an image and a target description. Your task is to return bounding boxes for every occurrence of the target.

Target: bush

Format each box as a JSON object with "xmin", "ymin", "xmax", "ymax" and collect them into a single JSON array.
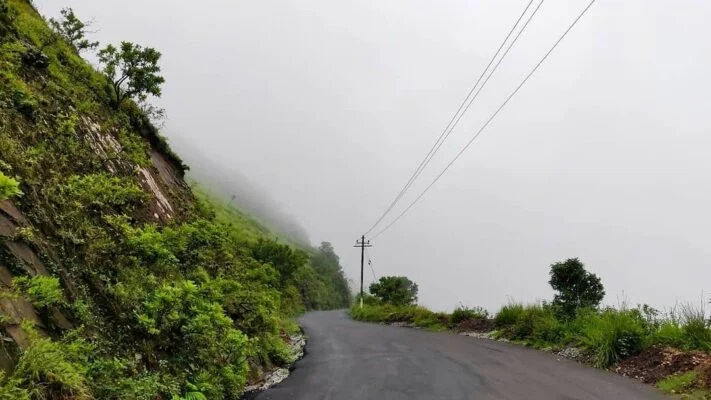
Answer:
[
  {"xmin": 451, "ymin": 306, "xmax": 489, "ymax": 324},
  {"xmin": 13, "ymin": 275, "xmax": 64, "ymax": 308},
  {"xmin": 494, "ymin": 303, "xmax": 525, "ymax": 328},
  {"xmin": 0, "ymin": 171, "xmax": 22, "ymax": 200},
  {"xmin": 577, "ymin": 309, "xmax": 646, "ymax": 367},
  {"xmin": 652, "ymin": 321, "xmax": 685, "ymax": 348},
  {"xmin": 680, "ymin": 304, "xmax": 711, "ymax": 351}
]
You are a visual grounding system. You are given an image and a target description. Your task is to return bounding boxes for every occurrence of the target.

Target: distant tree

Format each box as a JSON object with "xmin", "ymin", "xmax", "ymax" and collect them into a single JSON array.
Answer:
[
  {"xmin": 98, "ymin": 42, "xmax": 165, "ymax": 109},
  {"xmin": 48, "ymin": 7, "xmax": 98, "ymax": 52},
  {"xmin": 311, "ymin": 242, "xmax": 351, "ymax": 308},
  {"xmin": 250, "ymin": 238, "xmax": 308, "ymax": 283},
  {"xmin": 369, "ymin": 276, "xmax": 418, "ymax": 306},
  {"xmin": 549, "ymin": 258, "xmax": 605, "ymax": 317}
]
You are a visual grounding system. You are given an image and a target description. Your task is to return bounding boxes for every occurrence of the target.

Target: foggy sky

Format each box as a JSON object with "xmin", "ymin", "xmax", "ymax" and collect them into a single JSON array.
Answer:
[{"xmin": 36, "ymin": 0, "xmax": 711, "ymax": 312}]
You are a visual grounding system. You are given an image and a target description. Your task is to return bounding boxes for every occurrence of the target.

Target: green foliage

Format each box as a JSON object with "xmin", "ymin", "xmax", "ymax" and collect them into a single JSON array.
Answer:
[
  {"xmin": 0, "ymin": 3, "xmax": 352, "ymax": 399},
  {"xmin": 576, "ymin": 308, "xmax": 646, "ymax": 368},
  {"xmin": 12, "ymin": 323, "xmax": 92, "ymax": 400},
  {"xmin": 98, "ymin": 41, "xmax": 165, "ymax": 108},
  {"xmin": 679, "ymin": 305, "xmax": 711, "ymax": 351},
  {"xmin": 63, "ymin": 173, "xmax": 145, "ymax": 211},
  {"xmin": 549, "ymin": 258, "xmax": 605, "ymax": 318},
  {"xmin": 369, "ymin": 276, "xmax": 418, "ymax": 306},
  {"xmin": 350, "ymin": 304, "xmax": 448, "ymax": 331},
  {"xmin": 494, "ymin": 303, "xmax": 525, "ymax": 328},
  {"xmin": 13, "ymin": 275, "xmax": 64, "ymax": 308},
  {"xmin": 0, "ymin": 171, "xmax": 22, "ymax": 200},
  {"xmin": 250, "ymin": 238, "xmax": 308, "ymax": 283},
  {"xmin": 0, "ymin": 371, "xmax": 29, "ymax": 400},
  {"xmin": 48, "ymin": 8, "xmax": 98, "ymax": 52},
  {"xmin": 657, "ymin": 371, "xmax": 698, "ymax": 395},
  {"xmin": 451, "ymin": 306, "xmax": 489, "ymax": 324}
]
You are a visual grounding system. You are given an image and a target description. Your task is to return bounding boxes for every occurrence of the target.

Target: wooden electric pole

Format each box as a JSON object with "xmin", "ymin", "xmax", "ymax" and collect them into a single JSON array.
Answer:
[{"xmin": 354, "ymin": 235, "xmax": 372, "ymax": 309}]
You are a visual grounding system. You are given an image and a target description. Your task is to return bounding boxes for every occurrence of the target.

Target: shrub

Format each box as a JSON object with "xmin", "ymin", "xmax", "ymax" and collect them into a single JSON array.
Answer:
[
  {"xmin": 680, "ymin": 304, "xmax": 711, "ymax": 351},
  {"xmin": 451, "ymin": 306, "xmax": 489, "ymax": 324},
  {"xmin": 494, "ymin": 303, "xmax": 525, "ymax": 328},
  {"xmin": 369, "ymin": 276, "xmax": 418, "ymax": 306},
  {"xmin": 0, "ymin": 171, "xmax": 22, "ymax": 200},
  {"xmin": 578, "ymin": 309, "xmax": 646, "ymax": 367},
  {"xmin": 13, "ymin": 275, "xmax": 64, "ymax": 308},
  {"xmin": 652, "ymin": 321, "xmax": 685, "ymax": 348}
]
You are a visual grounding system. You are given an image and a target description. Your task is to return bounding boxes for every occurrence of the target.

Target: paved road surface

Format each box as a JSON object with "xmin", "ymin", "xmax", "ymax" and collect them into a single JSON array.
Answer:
[{"xmin": 255, "ymin": 310, "xmax": 665, "ymax": 400}]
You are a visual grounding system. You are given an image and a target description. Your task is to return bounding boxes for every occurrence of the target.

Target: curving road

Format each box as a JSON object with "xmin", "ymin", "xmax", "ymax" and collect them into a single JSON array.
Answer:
[{"xmin": 255, "ymin": 310, "xmax": 665, "ymax": 400}]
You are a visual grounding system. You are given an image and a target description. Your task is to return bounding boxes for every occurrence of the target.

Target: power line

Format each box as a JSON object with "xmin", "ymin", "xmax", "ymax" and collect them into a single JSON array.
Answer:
[
  {"xmin": 372, "ymin": 0, "xmax": 598, "ymax": 240},
  {"xmin": 411, "ymin": 0, "xmax": 545, "ymax": 191},
  {"xmin": 365, "ymin": 248, "xmax": 378, "ymax": 282},
  {"xmin": 363, "ymin": 0, "xmax": 537, "ymax": 237}
]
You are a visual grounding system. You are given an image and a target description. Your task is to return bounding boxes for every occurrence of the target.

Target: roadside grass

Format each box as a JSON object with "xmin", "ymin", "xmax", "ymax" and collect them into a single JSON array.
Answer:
[
  {"xmin": 656, "ymin": 371, "xmax": 698, "ymax": 395},
  {"xmin": 350, "ymin": 300, "xmax": 711, "ymax": 392}
]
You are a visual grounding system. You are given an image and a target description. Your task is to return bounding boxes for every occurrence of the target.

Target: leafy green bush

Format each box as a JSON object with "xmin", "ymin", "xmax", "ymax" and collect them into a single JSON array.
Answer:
[
  {"xmin": 0, "ymin": 171, "xmax": 22, "ymax": 200},
  {"xmin": 577, "ymin": 309, "xmax": 646, "ymax": 367},
  {"xmin": 494, "ymin": 303, "xmax": 525, "ymax": 328},
  {"xmin": 451, "ymin": 306, "xmax": 489, "ymax": 324},
  {"xmin": 13, "ymin": 275, "xmax": 64, "ymax": 308},
  {"xmin": 652, "ymin": 321, "xmax": 685, "ymax": 348}
]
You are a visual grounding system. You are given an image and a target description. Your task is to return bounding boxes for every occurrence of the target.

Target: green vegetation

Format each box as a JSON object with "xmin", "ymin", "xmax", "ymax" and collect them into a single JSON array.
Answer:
[
  {"xmin": 12, "ymin": 276, "xmax": 64, "ymax": 309},
  {"xmin": 351, "ymin": 258, "xmax": 711, "ymax": 381},
  {"xmin": 98, "ymin": 41, "xmax": 164, "ymax": 109},
  {"xmin": 0, "ymin": 2, "xmax": 349, "ymax": 399},
  {"xmin": 369, "ymin": 276, "xmax": 418, "ymax": 306},
  {"xmin": 48, "ymin": 8, "xmax": 98, "ymax": 52},
  {"xmin": 549, "ymin": 258, "xmax": 605, "ymax": 318},
  {"xmin": 657, "ymin": 371, "xmax": 698, "ymax": 395},
  {"xmin": 0, "ymin": 171, "xmax": 22, "ymax": 200}
]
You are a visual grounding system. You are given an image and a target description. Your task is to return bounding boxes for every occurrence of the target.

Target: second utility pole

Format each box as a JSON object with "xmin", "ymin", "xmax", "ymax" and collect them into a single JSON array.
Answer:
[{"xmin": 354, "ymin": 235, "xmax": 372, "ymax": 309}]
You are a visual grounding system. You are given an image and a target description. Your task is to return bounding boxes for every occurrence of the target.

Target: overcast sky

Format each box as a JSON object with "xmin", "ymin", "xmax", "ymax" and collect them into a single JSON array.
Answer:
[{"xmin": 36, "ymin": 0, "xmax": 711, "ymax": 312}]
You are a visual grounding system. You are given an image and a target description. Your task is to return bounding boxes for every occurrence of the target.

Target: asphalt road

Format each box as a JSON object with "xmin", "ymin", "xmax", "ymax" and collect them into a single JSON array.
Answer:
[{"xmin": 255, "ymin": 310, "xmax": 666, "ymax": 400}]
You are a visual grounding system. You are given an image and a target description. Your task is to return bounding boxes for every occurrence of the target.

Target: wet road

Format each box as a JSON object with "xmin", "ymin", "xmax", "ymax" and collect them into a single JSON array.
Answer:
[{"xmin": 255, "ymin": 310, "xmax": 665, "ymax": 400}]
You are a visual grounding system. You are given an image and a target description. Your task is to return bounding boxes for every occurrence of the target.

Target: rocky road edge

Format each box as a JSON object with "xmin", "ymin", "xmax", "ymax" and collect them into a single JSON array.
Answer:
[{"xmin": 241, "ymin": 332, "xmax": 307, "ymax": 398}]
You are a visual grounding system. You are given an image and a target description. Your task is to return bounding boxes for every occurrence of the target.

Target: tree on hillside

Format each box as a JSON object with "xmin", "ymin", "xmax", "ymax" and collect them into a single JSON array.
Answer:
[
  {"xmin": 311, "ymin": 242, "xmax": 351, "ymax": 308},
  {"xmin": 49, "ymin": 7, "xmax": 98, "ymax": 52},
  {"xmin": 549, "ymin": 258, "xmax": 605, "ymax": 317},
  {"xmin": 250, "ymin": 238, "xmax": 308, "ymax": 284},
  {"xmin": 98, "ymin": 41, "xmax": 164, "ymax": 109},
  {"xmin": 369, "ymin": 276, "xmax": 418, "ymax": 306}
]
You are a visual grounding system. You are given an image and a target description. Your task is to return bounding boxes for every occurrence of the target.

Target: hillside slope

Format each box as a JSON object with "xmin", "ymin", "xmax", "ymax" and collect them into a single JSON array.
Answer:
[{"xmin": 0, "ymin": 1, "xmax": 349, "ymax": 399}]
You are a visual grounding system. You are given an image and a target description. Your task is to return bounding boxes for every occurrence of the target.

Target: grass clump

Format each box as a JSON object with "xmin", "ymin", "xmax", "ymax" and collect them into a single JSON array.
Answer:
[
  {"xmin": 656, "ymin": 371, "xmax": 698, "ymax": 395},
  {"xmin": 451, "ymin": 306, "xmax": 488, "ymax": 324},
  {"xmin": 575, "ymin": 308, "xmax": 646, "ymax": 368}
]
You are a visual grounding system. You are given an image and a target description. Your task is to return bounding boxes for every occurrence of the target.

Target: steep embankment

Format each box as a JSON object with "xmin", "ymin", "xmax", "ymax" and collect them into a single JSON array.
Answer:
[{"xmin": 0, "ymin": 1, "xmax": 349, "ymax": 399}]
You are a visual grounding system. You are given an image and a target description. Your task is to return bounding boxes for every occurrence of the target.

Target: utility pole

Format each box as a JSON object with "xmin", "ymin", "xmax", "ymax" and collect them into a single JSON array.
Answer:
[{"xmin": 354, "ymin": 235, "xmax": 372, "ymax": 309}]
